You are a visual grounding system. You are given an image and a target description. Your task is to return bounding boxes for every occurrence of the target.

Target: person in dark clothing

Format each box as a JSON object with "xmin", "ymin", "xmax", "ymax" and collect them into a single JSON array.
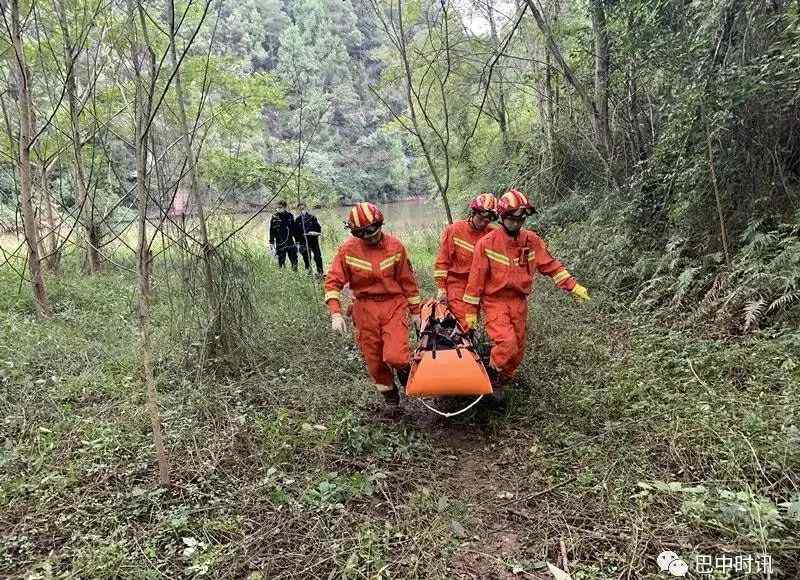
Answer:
[
  {"xmin": 269, "ymin": 200, "xmax": 297, "ymax": 270},
  {"xmin": 294, "ymin": 202, "xmax": 324, "ymax": 275}
]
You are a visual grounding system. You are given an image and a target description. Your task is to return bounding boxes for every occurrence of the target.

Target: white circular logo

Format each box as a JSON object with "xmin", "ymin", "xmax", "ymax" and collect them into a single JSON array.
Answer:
[
  {"xmin": 669, "ymin": 558, "xmax": 689, "ymax": 577},
  {"xmin": 657, "ymin": 551, "xmax": 688, "ymax": 577}
]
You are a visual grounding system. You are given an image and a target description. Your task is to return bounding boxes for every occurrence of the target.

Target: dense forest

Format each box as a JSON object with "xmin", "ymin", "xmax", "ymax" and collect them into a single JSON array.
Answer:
[
  {"xmin": 1, "ymin": 0, "xmax": 799, "ymax": 577},
  {"xmin": 1, "ymin": 0, "xmax": 798, "ymax": 328}
]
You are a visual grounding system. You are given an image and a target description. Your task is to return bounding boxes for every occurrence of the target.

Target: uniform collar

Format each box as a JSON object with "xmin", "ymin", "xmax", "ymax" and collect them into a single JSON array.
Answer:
[{"xmin": 500, "ymin": 226, "xmax": 526, "ymax": 243}]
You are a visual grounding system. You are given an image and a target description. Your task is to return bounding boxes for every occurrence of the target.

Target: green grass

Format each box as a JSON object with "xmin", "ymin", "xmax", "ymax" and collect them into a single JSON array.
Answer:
[{"xmin": 1, "ymin": 232, "xmax": 799, "ymax": 579}]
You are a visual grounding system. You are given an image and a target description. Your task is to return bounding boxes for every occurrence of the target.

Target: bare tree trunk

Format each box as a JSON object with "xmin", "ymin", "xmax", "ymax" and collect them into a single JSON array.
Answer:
[
  {"xmin": 523, "ymin": 0, "xmax": 599, "ymax": 139},
  {"xmin": 536, "ymin": 0, "xmax": 556, "ymax": 164},
  {"xmin": 55, "ymin": 0, "xmax": 101, "ymax": 273},
  {"xmin": 369, "ymin": 0, "xmax": 453, "ymax": 223},
  {"xmin": 627, "ymin": 60, "xmax": 646, "ymax": 161},
  {"xmin": 131, "ymin": 0, "xmax": 170, "ymax": 487},
  {"xmin": 41, "ymin": 163, "xmax": 61, "ymax": 272},
  {"xmin": 590, "ymin": 0, "xmax": 611, "ymax": 158},
  {"xmin": 544, "ymin": 49, "xmax": 554, "ymax": 156},
  {"xmin": 9, "ymin": 0, "xmax": 51, "ymax": 319},
  {"xmin": 396, "ymin": 0, "xmax": 453, "ymax": 223},
  {"xmin": 167, "ymin": 0, "xmax": 221, "ymax": 353},
  {"xmin": 706, "ymin": 126, "xmax": 731, "ymax": 267},
  {"xmin": 487, "ymin": 1, "xmax": 509, "ymax": 152}
]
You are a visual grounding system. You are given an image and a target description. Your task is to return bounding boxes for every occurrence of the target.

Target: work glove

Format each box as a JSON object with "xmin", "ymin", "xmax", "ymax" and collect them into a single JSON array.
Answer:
[
  {"xmin": 464, "ymin": 313, "xmax": 477, "ymax": 331},
  {"xmin": 269, "ymin": 243, "xmax": 277, "ymax": 257},
  {"xmin": 570, "ymin": 283, "xmax": 590, "ymax": 302},
  {"xmin": 435, "ymin": 288, "xmax": 447, "ymax": 303},
  {"xmin": 331, "ymin": 312, "xmax": 347, "ymax": 335},
  {"xmin": 410, "ymin": 314, "xmax": 421, "ymax": 331}
]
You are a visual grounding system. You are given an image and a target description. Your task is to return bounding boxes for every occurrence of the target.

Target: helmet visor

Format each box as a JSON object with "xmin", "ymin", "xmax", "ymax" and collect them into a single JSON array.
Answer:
[
  {"xmin": 503, "ymin": 209, "xmax": 528, "ymax": 222},
  {"xmin": 351, "ymin": 222, "xmax": 382, "ymax": 238}
]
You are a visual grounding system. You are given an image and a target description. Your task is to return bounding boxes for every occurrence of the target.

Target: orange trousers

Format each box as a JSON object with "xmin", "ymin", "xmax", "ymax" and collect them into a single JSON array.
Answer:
[
  {"xmin": 352, "ymin": 295, "xmax": 411, "ymax": 391},
  {"xmin": 445, "ymin": 276, "xmax": 469, "ymax": 330},
  {"xmin": 483, "ymin": 291, "xmax": 529, "ymax": 380}
]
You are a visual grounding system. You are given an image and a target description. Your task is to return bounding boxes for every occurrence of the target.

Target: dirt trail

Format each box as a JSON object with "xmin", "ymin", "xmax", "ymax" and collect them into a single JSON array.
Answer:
[{"xmin": 400, "ymin": 404, "xmax": 555, "ymax": 579}]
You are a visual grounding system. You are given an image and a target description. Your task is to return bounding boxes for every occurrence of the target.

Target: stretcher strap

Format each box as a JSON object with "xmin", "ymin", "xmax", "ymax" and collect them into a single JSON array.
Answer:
[{"xmin": 415, "ymin": 396, "xmax": 484, "ymax": 418}]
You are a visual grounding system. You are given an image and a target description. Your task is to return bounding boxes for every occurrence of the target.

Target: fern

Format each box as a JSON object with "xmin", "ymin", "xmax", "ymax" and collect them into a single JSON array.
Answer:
[
  {"xmin": 767, "ymin": 292, "xmax": 800, "ymax": 314},
  {"xmin": 672, "ymin": 266, "xmax": 701, "ymax": 305},
  {"xmin": 743, "ymin": 297, "xmax": 768, "ymax": 333}
]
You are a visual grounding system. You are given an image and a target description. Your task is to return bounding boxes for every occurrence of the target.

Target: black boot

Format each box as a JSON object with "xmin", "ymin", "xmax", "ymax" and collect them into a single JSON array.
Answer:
[
  {"xmin": 395, "ymin": 365, "xmax": 411, "ymax": 390},
  {"xmin": 382, "ymin": 388, "xmax": 400, "ymax": 406},
  {"xmin": 486, "ymin": 365, "xmax": 500, "ymax": 387},
  {"xmin": 486, "ymin": 366, "xmax": 508, "ymax": 410},
  {"xmin": 489, "ymin": 385, "xmax": 507, "ymax": 408}
]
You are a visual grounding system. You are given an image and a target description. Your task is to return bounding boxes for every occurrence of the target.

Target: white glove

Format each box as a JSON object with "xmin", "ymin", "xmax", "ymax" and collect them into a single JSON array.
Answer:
[
  {"xmin": 269, "ymin": 243, "xmax": 277, "ymax": 257},
  {"xmin": 411, "ymin": 314, "xmax": 421, "ymax": 331},
  {"xmin": 435, "ymin": 289, "xmax": 447, "ymax": 302},
  {"xmin": 331, "ymin": 313, "xmax": 347, "ymax": 335}
]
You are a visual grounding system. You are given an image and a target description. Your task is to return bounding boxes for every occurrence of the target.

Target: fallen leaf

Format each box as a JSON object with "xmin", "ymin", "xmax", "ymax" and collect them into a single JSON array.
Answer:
[
  {"xmin": 547, "ymin": 563, "xmax": 573, "ymax": 580},
  {"xmin": 449, "ymin": 519, "xmax": 467, "ymax": 538}
]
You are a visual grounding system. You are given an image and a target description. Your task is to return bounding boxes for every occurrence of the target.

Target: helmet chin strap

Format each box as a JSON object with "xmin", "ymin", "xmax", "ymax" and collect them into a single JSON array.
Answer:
[
  {"xmin": 501, "ymin": 221, "xmax": 520, "ymax": 237},
  {"xmin": 365, "ymin": 230, "xmax": 383, "ymax": 245}
]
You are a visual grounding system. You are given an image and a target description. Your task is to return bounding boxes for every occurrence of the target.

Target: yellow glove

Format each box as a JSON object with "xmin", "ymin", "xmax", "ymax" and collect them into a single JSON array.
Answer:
[
  {"xmin": 331, "ymin": 312, "xmax": 347, "ymax": 335},
  {"xmin": 571, "ymin": 283, "xmax": 590, "ymax": 302},
  {"xmin": 464, "ymin": 313, "xmax": 477, "ymax": 330}
]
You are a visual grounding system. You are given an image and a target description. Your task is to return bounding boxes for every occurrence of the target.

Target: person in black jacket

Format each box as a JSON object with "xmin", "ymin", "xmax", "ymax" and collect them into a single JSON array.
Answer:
[
  {"xmin": 269, "ymin": 200, "xmax": 297, "ymax": 270},
  {"xmin": 294, "ymin": 202, "xmax": 324, "ymax": 275}
]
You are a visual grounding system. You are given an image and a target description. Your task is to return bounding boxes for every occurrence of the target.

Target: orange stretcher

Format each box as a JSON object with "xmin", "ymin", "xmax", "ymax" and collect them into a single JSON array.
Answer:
[{"xmin": 405, "ymin": 300, "xmax": 493, "ymax": 416}]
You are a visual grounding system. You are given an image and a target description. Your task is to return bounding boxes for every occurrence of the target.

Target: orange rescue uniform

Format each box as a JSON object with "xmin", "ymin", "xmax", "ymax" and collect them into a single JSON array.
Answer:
[
  {"xmin": 463, "ymin": 227, "xmax": 577, "ymax": 379},
  {"xmin": 325, "ymin": 234, "xmax": 422, "ymax": 390},
  {"xmin": 433, "ymin": 220, "xmax": 497, "ymax": 328}
]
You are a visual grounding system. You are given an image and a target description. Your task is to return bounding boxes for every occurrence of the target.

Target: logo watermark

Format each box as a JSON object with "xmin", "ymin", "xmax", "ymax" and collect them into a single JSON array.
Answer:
[
  {"xmin": 657, "ymin": 551, "xmax": 773, "ymax": 577},
  {"xmin": 657, "ymin": 551, "xmax": 688, "ymax": 577}
]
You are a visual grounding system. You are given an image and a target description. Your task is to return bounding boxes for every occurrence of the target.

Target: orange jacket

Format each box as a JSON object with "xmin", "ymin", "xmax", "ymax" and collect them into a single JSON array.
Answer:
[
  {"xmin": 463, "ymin": 228, "xmax": 576, "ymax": 314},
  {"xmin": 433, "ymin": 220, "xmax": 497, "ymax": 289},
  {"xmin": 324, "ymin": 233, "xmax": 422, "ymax": 315}
]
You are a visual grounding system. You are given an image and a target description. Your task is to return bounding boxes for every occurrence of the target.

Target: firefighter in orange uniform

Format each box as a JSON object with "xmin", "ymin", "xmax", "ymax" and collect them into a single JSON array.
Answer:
[
  {"xmin": 433, "ymin": 193, "xmax": 498, "ymax": 329},
  {"xmin": 325, "ymin": 202, "xmax": 422, "ymax": 407},
  {"xmin": 463, "ymin": 189, "xmax": 590, "ymax": 403}
]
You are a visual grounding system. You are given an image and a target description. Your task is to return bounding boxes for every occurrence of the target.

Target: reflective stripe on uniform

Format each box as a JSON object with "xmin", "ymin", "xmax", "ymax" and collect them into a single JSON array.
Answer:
[
  {"xmin": 552, "ymin": 270, "xmax": 571, "ymax": 284},
  {"xmin": 433, "ymin": 269, "xmax": 448, "ymax": 278},
  {"xmin": 379, "ymin": 253, "xmax": 401, "ymax": 270},
  {"xmin": 407, "ymin": 295, "xmax": 421, "ymax": 305},
  {"xmin": 453, "ymin": 237, "xmax": 475, "ymax": 253},
  {"xmin": 345, "ymin": 255, "xmax": 373, "ymax": 272},
  {"xmin": 324, "ymin": 290, "xmax": 341, "ymax": 302},
  {"xmin": 463, "ymin": 293, "xmax": 481, "ymax": 305},
  {"xmin": 485, "ymin": 248, "xmax": 510, "ymax": 266}
]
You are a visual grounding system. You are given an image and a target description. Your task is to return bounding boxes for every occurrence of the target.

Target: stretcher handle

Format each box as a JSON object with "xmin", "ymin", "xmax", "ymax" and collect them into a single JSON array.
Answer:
[{"xmin": 414, "ymin": 396, "xmax": 485, "ymax": 418}]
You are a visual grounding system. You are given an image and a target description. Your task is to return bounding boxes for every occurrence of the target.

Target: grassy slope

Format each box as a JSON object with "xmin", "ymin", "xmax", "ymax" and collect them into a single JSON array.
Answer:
[{"xmin": 1, "ymin": 231, "xmax": 799, "ymax": 579}]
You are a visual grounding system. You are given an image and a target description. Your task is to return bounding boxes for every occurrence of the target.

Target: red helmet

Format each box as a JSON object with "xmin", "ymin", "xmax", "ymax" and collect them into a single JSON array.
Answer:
[
  {"xmin": 469, "ymin": 193, "xmax": 497, "ymax": 215},
  {"xmin": 347, "ymin": 202, "xmax": 384, "ymax": 235},
  {"xmin": 497, "ymin": 189, "xmax": 534, "ymax": 217}
]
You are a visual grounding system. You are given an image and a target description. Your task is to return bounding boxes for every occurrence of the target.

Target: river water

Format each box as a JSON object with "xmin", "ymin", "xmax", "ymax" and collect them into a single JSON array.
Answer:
[
  {"xmin": 0, "ymin": 199, "xmax": 452, "ymax": 255},
  {"xmin": 326, "ymin": 198, "xmax": 447, "ymax": 233}
]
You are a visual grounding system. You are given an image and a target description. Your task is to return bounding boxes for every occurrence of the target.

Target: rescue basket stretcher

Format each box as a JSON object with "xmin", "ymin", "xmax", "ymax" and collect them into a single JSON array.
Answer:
[{"xmin": 405, "ymin": 300, "xmax": 493, "ymax": 417}]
